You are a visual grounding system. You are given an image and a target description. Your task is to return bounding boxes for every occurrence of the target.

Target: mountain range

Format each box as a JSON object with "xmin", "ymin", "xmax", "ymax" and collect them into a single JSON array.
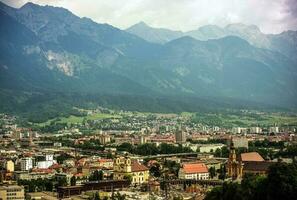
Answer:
[
  {"xmin": 0, "ymin": 1, "xmax": 296, "ymax": 120},
  {"xmin": 127, "ymin": 22, "xmax": 297, "ymax": 61}
]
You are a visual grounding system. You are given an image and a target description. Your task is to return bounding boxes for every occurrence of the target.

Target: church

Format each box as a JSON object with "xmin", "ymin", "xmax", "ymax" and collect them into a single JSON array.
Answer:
[
  {"xmin": 113, "ymin": 157, "xmax": 149, "ymax": 185},
  {"xmin": 227, "ymin": 140, "xmax": 273, "ymax": 180}
]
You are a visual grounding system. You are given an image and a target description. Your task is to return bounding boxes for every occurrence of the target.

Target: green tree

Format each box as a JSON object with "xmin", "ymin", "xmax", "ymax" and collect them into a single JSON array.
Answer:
[
  {"xmin": 70, "ymin": 176, "xmax": 76, "ymax": 186},
  {"xmin": 98, "ymin": 170, "xmax": 104, "ymax": 181},
  {"xmin": 94, "ymin": 191, "xmax": 100, "ymax": 200},
  {"xmin": 266, "ymin": 162, "xmax": 297, "ymax": 200},
  {"xmin": 209, "ymin": 167, "xmax": 216, "ymax": 179},
  {"xmin": 149, "ymin": 163, "xmax": 161, "ymax": 177},
  {"xmin": 218, "ymin": 165, "xmax": 226, "ymax": 180}
]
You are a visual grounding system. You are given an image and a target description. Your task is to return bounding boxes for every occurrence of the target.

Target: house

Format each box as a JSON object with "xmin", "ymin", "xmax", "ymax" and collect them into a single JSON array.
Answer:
[
  {"xmin": 178, "ymin": 163, "xmax": 209, "ymax": 180},
  {"xmin": 0, "ymin": 185, "xmax": 24, "ymax": 200},
  {"xmin": 113, "ymin": 157, "xmax": 149, "ymax": 185}
]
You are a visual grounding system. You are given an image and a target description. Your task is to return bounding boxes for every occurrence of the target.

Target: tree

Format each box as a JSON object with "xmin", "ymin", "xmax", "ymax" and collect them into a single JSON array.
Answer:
[
  {"xmin": 266, "ymin": 162, "xmax": 297, "ymax": 200},
  {"xmin": 56, "ymin": 177, "xmax": 67, "ymax": 188},
  {"xmin": 123, "ymin": 174, "xmax": 132, "ymax": 183},
  {"xmin": 94, "ymin": 191, "xmax": 100, "ymax": 200},
  {"xmin": 70, "ymin": 176, "xmax": 76, "ymax": 186},
  {"xmin": 113, "ymin": 192, "xmax": 126, "ymax": 200},
  {"xmin": 205, "ymin": 163, "xmax": 297, "ymax": 200},
  {"xmin": 149, "ymin": 163, "xmax": 161, "ymax": 177},
  {"xmin": 89, "ymin": 170, "xmax": 100, "ymax": 181},
  {"xmin": 98, "ymin": 170, "xmax": 104, "ymax": 181},
  {"xmin": 218, "ymin": 165, "xmax": 226, "ymax": 180},
  {"xmin": 209, "ymin": 167, "xmax": 216, "ymax": 179}
]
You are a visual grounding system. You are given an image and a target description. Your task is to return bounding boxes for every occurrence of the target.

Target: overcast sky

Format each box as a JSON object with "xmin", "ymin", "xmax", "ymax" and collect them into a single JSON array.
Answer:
[{"xmin": 2, "ymin": 0, "xmax": 297, "ymax": 34}]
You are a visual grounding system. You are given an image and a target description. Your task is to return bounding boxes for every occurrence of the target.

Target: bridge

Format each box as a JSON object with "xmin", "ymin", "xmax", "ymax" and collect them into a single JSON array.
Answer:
[
  {"xmin": 57, "ymin": 180, "xmax": 130, "ymax": 198},
  {"xmin": 162, "ymin": 179, "xmax": 223, "ymax": 186},
  {"xmin": 136, "ymin": 152, "xmax": 201, "ymax": 159}
]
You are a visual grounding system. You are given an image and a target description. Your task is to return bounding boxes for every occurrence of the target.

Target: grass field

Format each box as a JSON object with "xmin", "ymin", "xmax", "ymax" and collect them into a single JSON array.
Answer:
[
  {"xmin": 192, "ymin": 112, "xmax": 297, "ymax": 127},
  {"xmin": 36, "ymin": 113, "xmax": 121, "ymax": 126}
]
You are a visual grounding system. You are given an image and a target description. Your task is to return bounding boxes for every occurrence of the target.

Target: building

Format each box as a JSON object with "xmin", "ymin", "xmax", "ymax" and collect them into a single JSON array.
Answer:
[
  {"xmin": 239, "ymin": 152, "xmax": 273, "ymax": 175},
  {"xmin": 19, "ymin": 157, "xmax": 34, "ymax": 171},
  {"xmin": 232, "ymin": 137, "xmax": 249, "ymax": 148},
  {"xmin": 232, "ymin": 127, "xmax": 242, "ymax": 134},
  {"xmin": 97, "ymin": 134, "xmax": 111, "ymax": 145},
  {"xmin": 178, "ymin": 162, "xmax": 209, "ymax": 180},
  {"xmin": 36, "ymin": 155, "xmax": 56, "ymax": 169},
  {"xmin": 175, "ymin": 130, "xmax": 186, "ymax": 144},
  {"xmin": 250, "ymin": 127, "xmax": 262, "ymax": 134},
  {"xmin": 140, "ymin": 135, "xmax": 148, "ymax": 144},
  {"xmin": 227, "ymin": 142, "xmax": 243, "ymax": 180},
  {"xmin": 227, "ymin": 142, "xmax": 273, "ymax": 179},
  {"xmin": 4, "ymin": 160, "xmax": 14, "ymax": 173},
  {"xmin": 0, "ymin": 185, "xmax": 25, "ymax": 200},
  {"xmin": 269, "ymin": 126, "xmax": 279, "ymax": 134},
  {"xmin": 242, "ymin": 161, "xmax": 272, "ymax": 175},
  {"xmin": 98, "ymin": 159, "xmax": 113, "ymax": 169},
  {"xmin": 240, "ymin": 152, "xmax": 264, "ymax": 162},
  {"xmin": 13, "ymin": 171, "xmax": 54, "ymax": 181},
  {"xmin": 113, "ymin": 157, "xmax": 149, "ymax": 185},
  {"xmin": 198, "ymin": 144, "xmax": 225, "ymax": 153}
]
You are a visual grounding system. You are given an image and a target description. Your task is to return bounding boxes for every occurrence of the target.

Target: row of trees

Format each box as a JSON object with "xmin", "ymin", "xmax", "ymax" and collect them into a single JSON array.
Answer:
[
  {"xmin": 205, "ymin": 162, "xmax": 297, "ymax": 200},
  {"xmin": 213, "ymin": 144, "xmax": 297, "ymax": 161},
  {"xmin": 17, "ymin": 177, "xmax": 67, "ymax": 192},
  {"xmin": 117, "ymin": 143, "xmax": 193, "ymax": 156}
]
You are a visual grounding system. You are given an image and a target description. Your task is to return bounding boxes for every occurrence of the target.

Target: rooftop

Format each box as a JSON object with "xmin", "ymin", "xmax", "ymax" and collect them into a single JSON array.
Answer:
[
  {"xmin": 181, "ymin": 162, "xmax": 208, "ymax": 174},
  {"xmin": 131, "ymin": 161, "xmax": 148, "ymax": 172},
  {"xmin": 240, "ymin": 152, "xmax": 264, "ymax": 162}
]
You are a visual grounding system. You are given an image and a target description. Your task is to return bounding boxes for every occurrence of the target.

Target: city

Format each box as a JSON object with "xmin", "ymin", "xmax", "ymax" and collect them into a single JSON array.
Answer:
[
  {"xmin": 0, "ymin": 0, "xmax": 297, "ymax": 199},
  {"xmin": 0, "ymin": 109, "xmax": 296, "ymax": 199}
]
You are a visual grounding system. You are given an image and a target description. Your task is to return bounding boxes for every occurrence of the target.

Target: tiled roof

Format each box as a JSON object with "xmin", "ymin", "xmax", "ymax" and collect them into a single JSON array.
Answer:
[
  {"xmin": 131, "ymin": 160, "xmax": 148, "ymax": 172},
  {"xmin": 243, "ymin": 161, "xmax": 273, "ymax": 172},
  {"xmin": 181, "ymin": 163, "xmax": 208, "ymax": 174},
  {"xmin": 98, "ymin": 159, "xmax": 113, "ymax": 163},
  {"xmin": 240, "ymin": 152, "xmax": 264, "ymax": 162}
]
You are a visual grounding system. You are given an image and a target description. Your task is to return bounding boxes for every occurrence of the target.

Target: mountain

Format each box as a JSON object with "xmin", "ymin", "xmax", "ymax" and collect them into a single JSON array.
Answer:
[
  {"xmin": 187, "ymin": 25, "xmax": 227, "ymax": 41},
  {"xmin": 268, "ymin": 30, "xmax": 297, "ymax": 62},
  {"xmin": 126, "ymin": 21, "xmax": 183, "ymax": 44},
  {"xmin": 127, "ymin": 22, "xmax": 297, "ymax": 60},
  {"xmin": 0, "ymin": 1, "xmax": 296, "ymax": 120}
]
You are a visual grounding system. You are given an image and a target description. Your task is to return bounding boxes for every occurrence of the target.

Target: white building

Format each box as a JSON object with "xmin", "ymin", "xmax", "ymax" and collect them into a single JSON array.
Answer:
[
  {"xmin": 20, "ymin": 157, "xmax": 34, "ymax": 171},
  {"xmin": 250, "ymin": 127, "xmax": 262, "ymax": 134},
  {"xmin": 269, "ymin": 126, "xmax": 279, "ymax": 134},
  {"xmin": 199, "ymin": 144, "xmax": 225, "ymax": 153},
  {"xmin": 37, "ymin": 155, "xmax": 57, "ymax": 169},
  {"xmin": 178, "ymin": 163, "xmax": 209, "ymax": 180},
  {"xmin": 232, "ymin": 127, "xmax": 242, "ymax": 134}
]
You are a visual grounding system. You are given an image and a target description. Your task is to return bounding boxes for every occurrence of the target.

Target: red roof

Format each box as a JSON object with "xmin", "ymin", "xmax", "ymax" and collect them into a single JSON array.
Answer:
[
  {"xmin": 131, "ymin": 161, "xmax": 148, "ymax": 172},
  {"xmin": 240, "ymin": 152, "xmax": 264, "ymax": 162},
  {"xmin": 181, "ymin": 163, "xmax": 208, "ymax": 174},
  {"xmin": 32, "ymin": 168, "xmax": 53, "ymax": 173},
  {"xmin": 98, "ymin": 159, "xmax": 113, "ymax": 163}
]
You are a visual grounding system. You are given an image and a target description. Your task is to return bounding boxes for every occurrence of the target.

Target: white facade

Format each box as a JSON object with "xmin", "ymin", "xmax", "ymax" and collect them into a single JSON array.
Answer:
[
  {"xmin": 20, "ymin": 158, "xmax": 34, "ymax": 171},
  {"xmin": 250, "ymin": 127, "xmax": 262, "ymax": 134},
  {"xmin": 269, "ymin": 126, "xmax": 279, "ymax": 133},
  {"xmin": 199, "ymin": 144, "xmax": 225, "ymax": 153},
  {"xmin": 179, "ymin": 171, "xmax": 209, "ymax": 180},
  {"xmin": 37, "ymin": 155, "xmax": 57, "ymax": 169},
  {"xmin": 232, "ymin": 127, "xmax": 241, "ymax": 134}
]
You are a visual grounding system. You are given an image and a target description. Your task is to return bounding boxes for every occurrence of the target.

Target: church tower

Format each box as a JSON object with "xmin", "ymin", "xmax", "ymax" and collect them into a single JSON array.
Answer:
[{"xmin": 227, "ymin": 139, "xmax": 243, "ymax": 180}]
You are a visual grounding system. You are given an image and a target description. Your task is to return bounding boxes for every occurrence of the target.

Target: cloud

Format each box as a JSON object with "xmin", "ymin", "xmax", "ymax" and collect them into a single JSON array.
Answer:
[
  {"xmin": 1, "ymin": 0, "xmax": 297, "ymax": 33},
  {"xmin": 285, "ymin": 0, "xmax": 297, "ymax": 17}
]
